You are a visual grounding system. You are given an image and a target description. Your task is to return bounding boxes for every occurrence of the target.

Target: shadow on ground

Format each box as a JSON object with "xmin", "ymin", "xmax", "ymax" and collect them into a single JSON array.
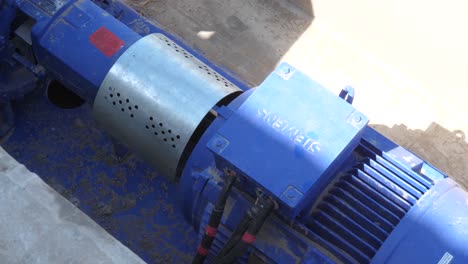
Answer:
[{"xmin": 371, "ymin": 123, "xmax": 468, "ymax": 189}]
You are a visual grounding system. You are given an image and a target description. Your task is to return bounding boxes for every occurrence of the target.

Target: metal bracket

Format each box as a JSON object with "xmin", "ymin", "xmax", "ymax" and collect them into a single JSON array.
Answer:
[{"xmin": 339, "ymin": 86, "xmax": 355, "ymax": 104}]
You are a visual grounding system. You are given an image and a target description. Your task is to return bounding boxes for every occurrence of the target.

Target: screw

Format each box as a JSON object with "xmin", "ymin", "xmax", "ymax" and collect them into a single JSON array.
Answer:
[
  {"xmin": 286, "ymin": 188, "xmax": 297, "ymax": 199},
  {"xmin": 352, "ymin": 115, "xmax": 362, "ymax": 124},
  {"xmin": 214, "ymin": 138, "xmax": 224, "ymax": 148},
  {"xmin": 277, "ymin": 64, "xmax": 295, "ymax": 80},
  {"xmin": 224, "ymin": 168, "xmax": 236, "ymax": 177}
]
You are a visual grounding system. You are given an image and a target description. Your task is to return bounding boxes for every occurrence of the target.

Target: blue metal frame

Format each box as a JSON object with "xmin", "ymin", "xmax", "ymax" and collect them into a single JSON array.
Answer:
[{"xmin": 1, "ymin": 0, "xmax": 468, "ymax": 263}]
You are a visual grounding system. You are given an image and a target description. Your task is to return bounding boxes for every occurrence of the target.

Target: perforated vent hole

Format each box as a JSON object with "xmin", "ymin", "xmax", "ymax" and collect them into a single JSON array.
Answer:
[
  {"xmin": 157, "ymin": 36, "xmax": 235, "ymax": 88},
  {"xmin": 196, "ymin": 63, "xmax": 235, "ymax": 88},
  {"xmin": 145, "ymin": 116, "xmax": 182, "ymax": 148},
  {"xmin": 158, "ymin": 36, "xmax": 194, "ymax": 59},
  {"xmin": 107, "ymin": 88, "xmax": 138, "ymax": 119},
  {"xmin": 105, "ymin": 87, "xmax": 182, "ymax": 149}
]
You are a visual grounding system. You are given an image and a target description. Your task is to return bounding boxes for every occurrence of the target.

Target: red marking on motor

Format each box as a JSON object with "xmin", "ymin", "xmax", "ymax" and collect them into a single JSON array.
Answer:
[
  {"xmin": 197, "ymin": 245, "xmax": 209, "ymax": 256},
  {"xmin": 89, "ymin": 27, "xmax": 124, "ymax": 57},
  {"xmin": 242, "ymin": 232, "xmax": 256, "ymax": 244},
  {"xmin": 205, "ymin": 225, "xmax": 217, "ymax": 237}
]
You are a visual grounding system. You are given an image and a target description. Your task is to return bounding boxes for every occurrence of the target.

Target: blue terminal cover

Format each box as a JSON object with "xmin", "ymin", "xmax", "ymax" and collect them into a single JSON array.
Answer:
[{"xmin": 209, "ymin": 63, "xmax": 369, "ymax": 217}]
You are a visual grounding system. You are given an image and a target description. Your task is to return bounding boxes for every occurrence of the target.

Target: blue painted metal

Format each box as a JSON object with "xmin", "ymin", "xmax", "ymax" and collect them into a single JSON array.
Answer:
[
  {"xmin": 371, "ymin": 178, "xmax": 468, "ymax": 264},
  {"xmin": 27, "ymin": 0, "xmax": 141, "ymax": 101},
  {"xmin": 3, "ymin": 0, "xmax": 249, "ymax": 99},
  {"xmin": 179, "ymin": 65, "xmax": 467, "ymax": 263},
  {"xmin": 339, "ymin": 86, "xmax": 355, "ymax": 104},
  {"xmin": 207, "ymin": 63, "xmax": 369, "ymax": 217},
  {"xmin": 0, "ymin": 0, "xmax": 38, "ymax": 137},
  {"xmin": 1, "ymin": 0, "xmax": 468, "ymax": 263},
  {"xmin": 90, "ymin": 0, "xmax": 251, "ymax": 91},
  {"xmin": 0, "ymin": 60, "xmax": 37, "ymax": 102},
  {"xmin": 0, "ymin": 103, "xmax": 14, "ymax": 137},
  {"xmin": 0, "ymin": 0, "xmax": 17, "ymax": 51},
  {"xmin": 0, "ymin": 0, "xmax": 37, "ymax": 102},
  {"xmin": 2, "ymin": 88, "xmax": 197, "ymax": 263},
  {"xmin": 182, "ymin": 123, "xmax": 466, "ymax": 264},
  {"xmin": 302, "ymin": 133, "xmax": 437, "ymax": 263}
]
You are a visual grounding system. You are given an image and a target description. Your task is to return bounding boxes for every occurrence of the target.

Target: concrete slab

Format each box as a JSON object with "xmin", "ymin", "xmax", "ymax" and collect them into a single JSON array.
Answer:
[
  {"xmin": 0, "ymin": 148, "xmax": 145, "ymax": 264},
  {"xmin": 127, "ymin": 0, "xmax": 468, "ymax": 188}
]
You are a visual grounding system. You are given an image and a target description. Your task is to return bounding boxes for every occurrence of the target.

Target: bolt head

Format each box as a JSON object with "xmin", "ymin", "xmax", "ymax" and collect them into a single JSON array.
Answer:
[
  {"xmin": 352, "ymin": 115, "xmax": 362, "ymax": 124},
  {"xmin": 215, "ymin": 139, "xmax": 224, "ymax": 147},
  {"xmin": 286, "ymin": 188, "xmax": 297, "ymax": 199}
]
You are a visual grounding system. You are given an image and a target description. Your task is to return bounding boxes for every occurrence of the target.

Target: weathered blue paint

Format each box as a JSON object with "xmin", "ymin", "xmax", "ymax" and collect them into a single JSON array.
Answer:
[
  {"xmin": 207, "ymin": 63, "xmax": 369, "ymax": 217},
  {"xmin": 1, "ymin": 0, "xmax": 468, "ymax": 263},
  {"xmin": 2, "ymin": 88, "xmax": 197, "ymax": 263}
]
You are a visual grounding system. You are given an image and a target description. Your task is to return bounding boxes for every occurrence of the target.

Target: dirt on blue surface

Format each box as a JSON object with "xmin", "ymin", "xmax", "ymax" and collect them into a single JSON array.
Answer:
[{"xmin": 2, "ymin": 88, "xmax": 197, "ymax": 263}]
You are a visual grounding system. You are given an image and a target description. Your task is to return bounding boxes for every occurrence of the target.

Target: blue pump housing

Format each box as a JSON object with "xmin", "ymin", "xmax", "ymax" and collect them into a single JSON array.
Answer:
[
  {"xmin": 3, "ymin": 0, "xmax": 248, "ymax": 102},
  {"xmin": 19, "ymin": 0, "xmax": 141, "ymax": 101},
  {"xmin": 1, "ymin": 0, "xmax": 468, "ymax": 263},
  {"xmin": 181, "ymin": 64, "xmax": 468, "ymax": 263}
]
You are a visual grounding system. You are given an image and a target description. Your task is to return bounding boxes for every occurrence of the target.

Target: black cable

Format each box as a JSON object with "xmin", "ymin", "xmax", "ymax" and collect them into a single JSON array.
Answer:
[
  {"xmin": 215, "ymin": 196, "xmax": 275, "ymax": 264},
  {"xmin": 214, "ymin": 208, "xmax": 253, "ymax": 258},
  {"xmin": 192, "ymin": 172, "xmax": 237, "ymax": 264}
]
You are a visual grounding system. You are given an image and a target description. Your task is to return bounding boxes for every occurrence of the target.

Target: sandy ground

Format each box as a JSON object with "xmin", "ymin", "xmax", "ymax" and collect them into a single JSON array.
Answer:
[{"xmin": 125, "ymin": 0, "xmax": 468, "ymax": 188}]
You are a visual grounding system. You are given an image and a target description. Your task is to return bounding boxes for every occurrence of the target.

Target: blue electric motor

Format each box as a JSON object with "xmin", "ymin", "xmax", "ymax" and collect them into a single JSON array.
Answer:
[{"xmin": 1, "ymin": 0, "xmax": 467, "ymax": 263}]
